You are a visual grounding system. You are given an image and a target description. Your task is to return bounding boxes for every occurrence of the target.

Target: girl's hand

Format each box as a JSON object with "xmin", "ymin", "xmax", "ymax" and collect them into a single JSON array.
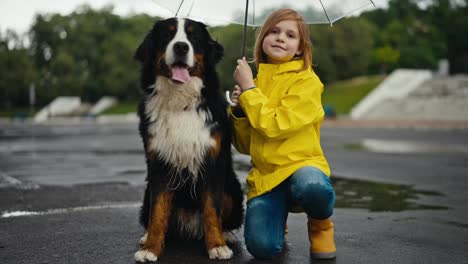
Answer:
[
  {"xmin": 231, "ymin": 85, "xmax": 242, "ymax": 104},
  {"xmin": 234, "ymin": 57, "xmax": 255, "ymax": 92},
  {"xmin": 225, "ymin": 85, "xmax": 242, "ymax": 107}
]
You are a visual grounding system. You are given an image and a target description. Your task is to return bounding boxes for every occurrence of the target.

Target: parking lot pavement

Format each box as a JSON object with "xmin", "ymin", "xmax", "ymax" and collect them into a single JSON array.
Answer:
[
  {"xmin": 1, "ymin": 121, "xmax": 468, "ymax": 263},
  {"xmin": 2, "ymin": 197, "xmax": 467, "ymax": 264}
]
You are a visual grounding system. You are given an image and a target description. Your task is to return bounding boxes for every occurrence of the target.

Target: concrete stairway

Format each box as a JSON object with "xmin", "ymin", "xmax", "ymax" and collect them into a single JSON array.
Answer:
[{"xmin": 350, "ymin": 69, "xmax": 468, "ymax": 121}]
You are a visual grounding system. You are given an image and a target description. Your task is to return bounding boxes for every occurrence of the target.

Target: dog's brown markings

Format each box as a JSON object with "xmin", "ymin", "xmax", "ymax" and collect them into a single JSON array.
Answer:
[
  {"xmin": 143, "ymin": 191, "xmax": 174, "ymax": 257},
  {"xmin": 191, "ymin": 54, "xmax": 204, "ymax": 79},
  {"xmin": 203, "ymin": 192, "xmax": 226, "ymax": 250},
  {"xmin": 209, "ymin": 132, "xmax": 222, "ymax": 159}
]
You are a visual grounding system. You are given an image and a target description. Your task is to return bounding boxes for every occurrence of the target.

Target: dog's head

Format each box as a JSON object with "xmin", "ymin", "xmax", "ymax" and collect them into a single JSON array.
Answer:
[{"xmin": 135, "ymin": 18, "xmax": 223, "ymax": 86}]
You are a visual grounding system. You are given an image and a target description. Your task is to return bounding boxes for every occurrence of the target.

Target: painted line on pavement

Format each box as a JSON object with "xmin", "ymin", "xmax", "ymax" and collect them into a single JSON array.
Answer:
[{"xmin": 1, "ymin": 202, "xmax": 140, "ymax": 219}]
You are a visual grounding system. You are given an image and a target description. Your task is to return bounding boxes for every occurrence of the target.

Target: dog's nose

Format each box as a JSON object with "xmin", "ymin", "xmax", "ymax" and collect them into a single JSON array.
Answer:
[{"xmin": 174, "ymin": 42, "xmax": 189, "ymax": 56}]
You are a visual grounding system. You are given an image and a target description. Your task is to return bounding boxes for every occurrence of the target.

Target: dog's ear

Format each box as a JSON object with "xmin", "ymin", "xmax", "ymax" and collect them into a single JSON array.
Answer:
[
  {"xmin": 134, "ymin": 31, "xmax": 154, "ymax": 63},
  {"xmin": 196, "ymin": 21, "xmax": 224, "ymax": 65},
  {"xmin": 210, "ymin": 40, "xmax": 224, "ymax": 64}
]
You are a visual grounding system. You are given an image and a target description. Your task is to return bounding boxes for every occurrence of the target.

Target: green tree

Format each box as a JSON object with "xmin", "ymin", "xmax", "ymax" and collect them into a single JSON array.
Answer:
[
  {"xmin": 28, "ymin": 5, "xmax": 157, "ymax": 106},
  {"xmin": 362, "ymin": 0, "xmax": 455, "ymax": 73},
  {"xmin": 310, "ymin": 17, "xmax": 374, "ymax": 83},
  {"xmin": 428, "ymin": 0, "xmax": 468, "ymax": 73},
  {"xmin": 371, "ymin": 45, "xmax": 400, "ymax": 73},
  {"xmin": 209, "ymin": 24, "xmax": 256, "ymax": 91},
  {"xmin": 0, "ymin": 31, "xmax": 36, "ymax": 110}
]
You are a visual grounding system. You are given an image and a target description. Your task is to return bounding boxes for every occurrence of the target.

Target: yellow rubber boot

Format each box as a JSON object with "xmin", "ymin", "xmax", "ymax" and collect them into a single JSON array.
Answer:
[{"xmin": 308, "ymin": 217, "xmax": 336, "ymax": 259}]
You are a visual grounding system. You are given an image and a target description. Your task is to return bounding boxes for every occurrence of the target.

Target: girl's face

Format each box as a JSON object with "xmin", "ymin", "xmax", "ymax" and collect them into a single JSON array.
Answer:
[{"xmin": 262, "ymin": 19, "xmax": 301, "ymax": 64}]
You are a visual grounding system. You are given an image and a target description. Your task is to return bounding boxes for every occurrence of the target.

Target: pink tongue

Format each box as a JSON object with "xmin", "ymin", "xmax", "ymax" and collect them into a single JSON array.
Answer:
[{"xmin": 171, "ymin": 67, "xmax": 191, "ymax": 83}]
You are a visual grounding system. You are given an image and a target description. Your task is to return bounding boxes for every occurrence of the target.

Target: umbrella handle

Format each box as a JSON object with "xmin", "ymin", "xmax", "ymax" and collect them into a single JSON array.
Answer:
[{"xmin": 225, "ymin": 91, "xmax": 237, "ymax": 107}]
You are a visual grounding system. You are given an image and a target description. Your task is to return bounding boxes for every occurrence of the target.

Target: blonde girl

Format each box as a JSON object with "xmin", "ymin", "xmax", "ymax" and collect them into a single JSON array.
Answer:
[{"xmin": 230, "ymin": 8, "xmax": 336, "ymax": 259}]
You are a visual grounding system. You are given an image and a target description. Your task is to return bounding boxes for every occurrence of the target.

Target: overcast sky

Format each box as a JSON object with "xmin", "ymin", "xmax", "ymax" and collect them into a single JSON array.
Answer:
[
  {"xmin": 0, "ymin": 0, "xmax": 173, "ymax": 35},
  {"xmin": 0, "ymin": 0, "xmax": 388, "ymax": 35}
]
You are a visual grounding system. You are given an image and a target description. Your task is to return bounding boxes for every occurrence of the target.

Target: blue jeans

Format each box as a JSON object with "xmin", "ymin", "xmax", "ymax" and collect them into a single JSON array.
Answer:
[{"xmin": 244, "ymin": 166, "xmax": 335, "ymax": 259}]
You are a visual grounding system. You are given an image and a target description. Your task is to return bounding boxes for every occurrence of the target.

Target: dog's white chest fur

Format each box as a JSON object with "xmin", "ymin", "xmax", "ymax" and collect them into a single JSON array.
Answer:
[{"xmin": 146, "ymin": 76, "xmax": 214, "ymax": 176}]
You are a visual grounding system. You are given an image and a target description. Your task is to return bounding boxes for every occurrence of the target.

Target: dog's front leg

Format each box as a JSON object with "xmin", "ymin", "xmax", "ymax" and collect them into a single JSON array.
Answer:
[
  {"xmin": 135, "ymin": 191, "xmax": 174, "ymax": 262},
  {"xmin": 203, "ymin": 192, "xmax": 233, "ymax": 259}
]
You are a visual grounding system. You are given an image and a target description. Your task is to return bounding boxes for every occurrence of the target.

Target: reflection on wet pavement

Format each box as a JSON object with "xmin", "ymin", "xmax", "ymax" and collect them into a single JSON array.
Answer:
[
  {"xmin": 443, "ymin": 221, "xmax": 468, "ymax": 229},
  {"xmin": 345, "ymin": 138, "xmax": 468, "ymax": 154},
  {"xmin": 332, "ymin": 177, "xmax": 448, "ymax": 212},
  {"xmin": 232, "ymin": 160, "xmax": 447, "ymax": 212}
]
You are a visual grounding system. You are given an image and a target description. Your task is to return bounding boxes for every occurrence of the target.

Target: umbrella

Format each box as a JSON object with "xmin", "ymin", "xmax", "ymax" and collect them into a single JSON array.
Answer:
[
  {"xmin": 151, "ymin": 0, "xmax": 376, "ymax": 56},
  {"xmin": 150, "ymin": 0, "xmax": 377, "ymax": 106}
]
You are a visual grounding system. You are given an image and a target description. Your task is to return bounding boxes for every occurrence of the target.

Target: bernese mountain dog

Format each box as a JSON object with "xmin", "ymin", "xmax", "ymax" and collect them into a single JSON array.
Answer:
[{"xmin": 133, "ymin": 18, "xmax": 244, "ymax": 262}]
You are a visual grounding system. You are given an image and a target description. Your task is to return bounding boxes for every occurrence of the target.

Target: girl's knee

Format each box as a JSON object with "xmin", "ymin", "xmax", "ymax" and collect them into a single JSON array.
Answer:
[
  {"xmin": 290, "ymin": 167, "xmax": 335, "ymax": 218},
  {"xmin": 291, "ymin": 167, "xmax": 333, "ymax": 197},
  {"xmin": 245, "ymin": 234, "xmax": 283, "ymax": 259}
]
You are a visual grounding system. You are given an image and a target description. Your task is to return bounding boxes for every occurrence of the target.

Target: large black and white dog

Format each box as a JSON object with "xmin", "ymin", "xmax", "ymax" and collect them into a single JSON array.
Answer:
[{"xmin": 133, "ymin": 18, "xmax": 244, "ymax": 262}]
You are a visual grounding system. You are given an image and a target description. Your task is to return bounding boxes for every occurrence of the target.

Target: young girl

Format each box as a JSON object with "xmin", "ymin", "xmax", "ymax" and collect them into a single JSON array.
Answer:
[{"xmin": 230, "ymin": 9, "xmax": 336, "ymax": 259}]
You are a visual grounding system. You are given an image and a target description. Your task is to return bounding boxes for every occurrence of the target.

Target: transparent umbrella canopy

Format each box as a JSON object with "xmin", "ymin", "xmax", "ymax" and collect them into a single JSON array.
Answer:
[
  {"xmin": 151, "ymin": 0, "xmax": 376, "ymax": 55},
  {"xmin": 150, "ymin": 0, "xmax": 376, "ymax": 106},
  {"xmin": 151, "ymin": 0, "xmax": 375, "ymax": 26}
]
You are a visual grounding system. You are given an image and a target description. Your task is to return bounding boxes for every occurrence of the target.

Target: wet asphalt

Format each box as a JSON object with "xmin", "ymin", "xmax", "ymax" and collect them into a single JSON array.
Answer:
[{"xmin": 1, "ymin": 120, "xmax": 467, "ymax": 264}]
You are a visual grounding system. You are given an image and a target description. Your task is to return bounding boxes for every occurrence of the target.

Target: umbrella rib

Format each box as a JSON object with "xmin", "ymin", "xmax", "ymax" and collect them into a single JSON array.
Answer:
[
  {"xmin": 370, "ymin": 0, "xmax": 376, "ymax": 7},
  {"xmin": 176, "ymin": 0, "xmax": 185, "ymax": 16},
  {"xmin": 187, "ymin": 0, "xmax": 195, "ymax": 16},
  {"xmin": 252, "ymin": 0, "xmax": 255, "ymax": 25},
  {"xmin": 317, "ymin": 0, "xmax": 332, "ymax": 26}
]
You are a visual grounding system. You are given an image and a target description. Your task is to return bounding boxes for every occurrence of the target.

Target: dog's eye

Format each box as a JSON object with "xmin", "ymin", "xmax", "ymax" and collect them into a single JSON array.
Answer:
[
  {"xmin": 186, "ymin": 28, "xmax": 198, "ymax": 39},
  {"xmin": 160, "ymin": 29, "xmax": 173, "ymax": 40}
]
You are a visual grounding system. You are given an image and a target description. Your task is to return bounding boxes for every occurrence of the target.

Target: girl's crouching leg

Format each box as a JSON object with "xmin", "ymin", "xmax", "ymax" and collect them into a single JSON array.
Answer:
[
  {"xmin": 245, "ymin": 230, "xmax": 283, "ymax": 259},
  {"xmin": 244, "ymin": 188, "xmax": 288, "ymax": 259},
  {"xmin": 289, "ymin": 166, "xmax": 335, "ymax": 219}
]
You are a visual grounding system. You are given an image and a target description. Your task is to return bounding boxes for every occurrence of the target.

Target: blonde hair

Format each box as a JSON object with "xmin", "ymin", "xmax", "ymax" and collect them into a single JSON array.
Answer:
[{"xmin": 254, "ymin": 9, "xmax": 312, "ymax": 71}]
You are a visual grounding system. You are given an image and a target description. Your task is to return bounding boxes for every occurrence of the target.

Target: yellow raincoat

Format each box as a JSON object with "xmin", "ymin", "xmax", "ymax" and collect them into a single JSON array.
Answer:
[{"xmin": 230, "ymin": 60, "xmax": 330, "ymax": 200}]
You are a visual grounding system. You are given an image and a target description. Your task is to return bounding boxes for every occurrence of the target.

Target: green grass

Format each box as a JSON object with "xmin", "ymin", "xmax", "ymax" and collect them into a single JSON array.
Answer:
[
  {"xmin": 322, "ymin": 75, "xmax": 385, "ymax": 115},
  {"xmin": 101, "ymin": 102, "xmax": 138, "ymax": 115},
  {"xmin": 0, "ymin": 107, "xmax": 34, "ymax": 118}
]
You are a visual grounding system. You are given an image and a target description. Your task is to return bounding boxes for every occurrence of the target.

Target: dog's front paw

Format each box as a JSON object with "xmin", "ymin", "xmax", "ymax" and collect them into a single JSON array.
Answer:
[
  {"xmin": 223, "ymin": 231, "xmax": 237, "ymax": 244},
  {"xmin": 208, "ymin": 245, "xmax": 233, "ymax": 260},
  {"xmin": 134, "ymin": 249, "xmax": 158, "ymax": 262},
  {"xmin": 139, "ymin": 232, "xmax": 148, "ymax": 245}
]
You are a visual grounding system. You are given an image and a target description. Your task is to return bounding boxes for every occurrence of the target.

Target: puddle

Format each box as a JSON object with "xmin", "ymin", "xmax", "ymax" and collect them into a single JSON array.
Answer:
[
  {"xmin": 345, "ymin": 139, "xmax": 468, "ymax": 154},
  {"xmin": 233, "ymin": 159, "xmax": 447, "ymax": 212},
  {"xmin": 333, "ymin": 177, "xmax": 448, "ymax": 212},
  {"xmin": 443, "ymin": 221, "xmax": 468, "ymax": 229}
]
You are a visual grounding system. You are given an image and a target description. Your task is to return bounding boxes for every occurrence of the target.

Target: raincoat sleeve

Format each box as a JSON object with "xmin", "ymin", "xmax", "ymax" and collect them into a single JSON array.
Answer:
[
  {"xmin": 238, "ymin": 76, "xmax": 324, "ymax": 140},
  {"xmin": 228, "ymin": 106, "xmax": 251, "ymax": 155}
]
